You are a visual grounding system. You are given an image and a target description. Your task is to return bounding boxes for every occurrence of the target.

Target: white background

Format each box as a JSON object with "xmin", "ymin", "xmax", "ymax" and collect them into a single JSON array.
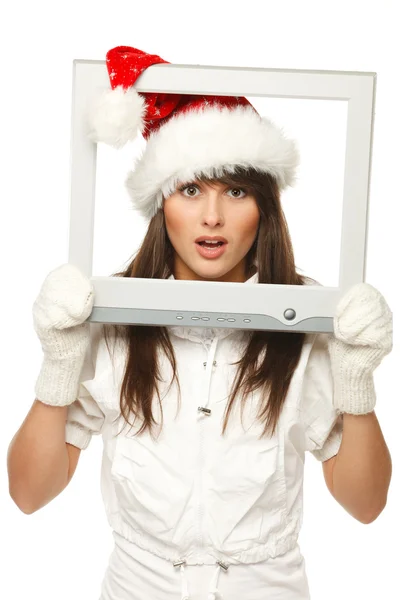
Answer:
[{"xmin": 1, "ymin": 1, "xmax": 399, "ymax": 599}]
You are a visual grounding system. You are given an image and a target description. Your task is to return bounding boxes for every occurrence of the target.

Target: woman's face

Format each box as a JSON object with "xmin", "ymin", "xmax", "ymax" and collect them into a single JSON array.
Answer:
[{"xmin": 163, "ymin": 179, "xmax": 260, "ymax": 282}]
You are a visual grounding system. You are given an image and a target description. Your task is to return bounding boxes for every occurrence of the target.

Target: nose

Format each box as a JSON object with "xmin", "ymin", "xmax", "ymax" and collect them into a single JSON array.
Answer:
[{"xmin": 200, "ymin": 191, "xmax": 225, "ymax": 226}]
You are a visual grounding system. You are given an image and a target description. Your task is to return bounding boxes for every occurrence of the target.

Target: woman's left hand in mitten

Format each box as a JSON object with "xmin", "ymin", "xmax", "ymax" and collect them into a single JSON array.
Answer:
[{"xmin": 328, "ymin": 282, "xmax": 393, "ymax": 415}]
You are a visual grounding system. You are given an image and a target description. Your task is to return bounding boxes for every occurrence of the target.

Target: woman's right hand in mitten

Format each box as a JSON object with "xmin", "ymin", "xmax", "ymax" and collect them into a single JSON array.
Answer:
[{"xmin": 32, "ymin": 263, "xmax": 94, "ymax": 407}]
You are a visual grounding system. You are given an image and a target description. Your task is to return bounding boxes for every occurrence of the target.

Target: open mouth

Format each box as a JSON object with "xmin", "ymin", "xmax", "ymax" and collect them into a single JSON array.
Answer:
[{"xmin": 196, "ymin": 241, "xmax": 225, "ymax": 247}]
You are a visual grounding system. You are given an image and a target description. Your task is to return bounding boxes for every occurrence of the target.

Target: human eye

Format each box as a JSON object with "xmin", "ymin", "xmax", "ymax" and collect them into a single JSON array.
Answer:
[
  {"xmin": 178, "ymin": 183, "xmax": 200, "ymax": 197},
  {"xmin": 226, "ymin": 187, "xmax": 247, "ymax": 199}
]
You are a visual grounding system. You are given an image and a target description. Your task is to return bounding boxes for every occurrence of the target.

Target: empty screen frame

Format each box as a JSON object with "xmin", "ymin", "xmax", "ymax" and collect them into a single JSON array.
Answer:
[{"xmin": 68, "ymin": 59, "xmax": 376, "ymax": 333}]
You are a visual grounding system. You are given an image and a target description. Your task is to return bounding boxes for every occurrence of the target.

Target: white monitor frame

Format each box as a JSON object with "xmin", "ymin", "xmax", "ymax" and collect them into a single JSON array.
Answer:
[{"xmin": 68, "ymin": 58, "xmax": 376, "ymax": 334}]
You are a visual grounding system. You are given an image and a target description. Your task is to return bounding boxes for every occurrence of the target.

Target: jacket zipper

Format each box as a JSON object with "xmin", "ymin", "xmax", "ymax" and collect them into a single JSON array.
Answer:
[
  {"xmin": 197, "ymin": 351, "xmax": 215, "ymax": 558},
  {"xmin": 197, "ymin": 355, "xmax": 207, "ymax": 558},
  {"xmin": 197, "ymin": 344, "xmax": 218, "ymax": 560}
]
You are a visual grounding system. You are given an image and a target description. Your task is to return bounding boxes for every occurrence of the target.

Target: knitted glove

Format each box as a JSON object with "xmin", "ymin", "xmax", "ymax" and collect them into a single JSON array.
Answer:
[
  {"xmin": 32, "ymin": 263, "xmax": 94, "ymax": 407},
  {"xmin": 328, "ymin": 282, "xmax": 393, "ymax": 415}
]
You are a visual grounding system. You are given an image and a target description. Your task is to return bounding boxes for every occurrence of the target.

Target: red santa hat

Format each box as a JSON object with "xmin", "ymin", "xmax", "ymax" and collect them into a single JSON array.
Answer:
[{"xmin": 87, "ymin": 45, "xmax": 300, "ymax": 221}]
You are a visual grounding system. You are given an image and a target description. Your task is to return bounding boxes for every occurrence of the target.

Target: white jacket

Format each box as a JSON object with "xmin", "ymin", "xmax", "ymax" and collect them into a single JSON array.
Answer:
[{"xmin": 65, "ymin": 272, "xmax": 343, "ymax": 599}]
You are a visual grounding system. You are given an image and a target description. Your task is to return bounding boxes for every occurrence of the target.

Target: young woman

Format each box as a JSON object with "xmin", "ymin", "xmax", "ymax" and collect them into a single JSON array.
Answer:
[{"xmin": 8, "ymin": 46, "xmax": 393, "ymax": 600}]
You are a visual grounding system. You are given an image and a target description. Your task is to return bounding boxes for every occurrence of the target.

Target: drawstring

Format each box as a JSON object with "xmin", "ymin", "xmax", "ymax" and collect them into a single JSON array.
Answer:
[
  {"xmin": 173, "ymin": 559, "xmax": 228, "ymax": 600},
  {"xmin": 173, "ymin": 559, "xmax": 191, "ymax": 600},
  {"xmin": 207, "ymin": 561, "xmax": 225, "ymax": 599},
  {"xmin": 178, "ymin": 562, "xmax": 190, "ymax": 600}
]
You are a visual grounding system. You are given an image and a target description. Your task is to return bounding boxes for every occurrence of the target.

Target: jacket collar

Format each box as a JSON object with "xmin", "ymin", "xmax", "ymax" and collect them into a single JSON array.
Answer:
[{"xmin": 167, "ymin": 269, "xmax": 258, "ymax": 344}]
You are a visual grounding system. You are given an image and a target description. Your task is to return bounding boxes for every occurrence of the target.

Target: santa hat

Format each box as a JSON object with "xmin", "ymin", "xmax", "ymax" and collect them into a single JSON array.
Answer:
[{"xmin": 86, "ymin": 45, "xmax": 300, "ymax": 221}]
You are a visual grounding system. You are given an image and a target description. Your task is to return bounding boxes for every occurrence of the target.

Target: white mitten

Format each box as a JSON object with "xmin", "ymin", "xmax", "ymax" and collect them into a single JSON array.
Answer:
[
  {"xmin": 328, "ymin": 282, "xmax": 393, "ymax": 415},
  {"xmin": 32, "ymin": 263, "xmax": 94, "ymax": 406}
]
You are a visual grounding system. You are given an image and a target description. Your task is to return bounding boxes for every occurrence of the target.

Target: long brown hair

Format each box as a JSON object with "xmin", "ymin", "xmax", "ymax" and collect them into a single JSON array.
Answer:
[{"xmin": 102, "ymin": 167, "xmax": 310, "ymax": 440}]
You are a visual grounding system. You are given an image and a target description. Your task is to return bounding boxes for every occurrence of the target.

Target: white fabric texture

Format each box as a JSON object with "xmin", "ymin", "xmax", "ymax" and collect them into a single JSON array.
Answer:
[
  {"xmin": 65, "ymin": 272, "xmax": 343, "ymax": 599},
  {"xmin": 99, "ymin": 531, "xmax": 311, "ymax": 600}
]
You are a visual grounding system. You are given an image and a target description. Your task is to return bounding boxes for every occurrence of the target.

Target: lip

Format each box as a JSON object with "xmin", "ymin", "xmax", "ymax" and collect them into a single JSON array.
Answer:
[
  {"xmin": 195, "ymin": 236, "xmax": 228, "ymax": 243},
  {"xmin": 195, "ymin": 241, "xmax": 227, "ymax": 259}
]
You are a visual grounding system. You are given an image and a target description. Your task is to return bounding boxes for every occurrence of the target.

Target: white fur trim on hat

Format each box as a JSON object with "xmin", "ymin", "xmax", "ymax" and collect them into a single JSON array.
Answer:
[{"xmin": 125, "ymin": 104, "xmax": 300, "ymax": 221}]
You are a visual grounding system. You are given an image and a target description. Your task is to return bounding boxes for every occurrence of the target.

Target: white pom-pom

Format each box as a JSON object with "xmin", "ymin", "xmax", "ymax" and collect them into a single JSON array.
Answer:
[{"xmin": 86, "ymin": 85, "xmax": 147, "ymax": 149}]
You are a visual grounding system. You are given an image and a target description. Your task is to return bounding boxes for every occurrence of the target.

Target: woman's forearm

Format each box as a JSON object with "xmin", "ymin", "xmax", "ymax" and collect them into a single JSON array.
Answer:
[
  {"xmin": 7, "ymin": 399, "xmax": 70, "ymax": 514},
  {"xmin": 331, "ymin": 411, "xmax": 392, "ymax": 523}
]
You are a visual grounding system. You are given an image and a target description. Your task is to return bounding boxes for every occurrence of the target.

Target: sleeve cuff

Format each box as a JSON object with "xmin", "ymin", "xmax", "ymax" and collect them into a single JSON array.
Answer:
[
  {"xmin": 309, "ymin": 417, "xmax": 343, "ymax": 462},
  {"xmin": 65, "ymin": 422, "xmax": 92, "ymax": 450}
]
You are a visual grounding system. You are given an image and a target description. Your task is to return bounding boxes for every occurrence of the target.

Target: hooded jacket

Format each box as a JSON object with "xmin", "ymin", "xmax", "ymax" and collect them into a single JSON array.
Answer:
[{"xmin": 65, "ymin": 271, "xmax": 343, "ymax": 599}]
